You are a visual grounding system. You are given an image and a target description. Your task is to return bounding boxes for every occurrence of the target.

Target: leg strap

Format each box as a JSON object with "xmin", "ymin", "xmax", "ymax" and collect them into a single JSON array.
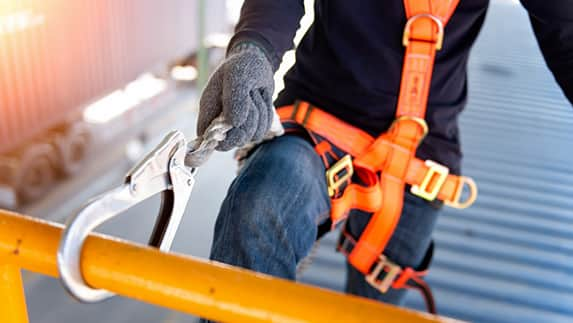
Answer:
[{"xmin": 338, "ymin": 230, "xmax": 437, "ymax": 314}]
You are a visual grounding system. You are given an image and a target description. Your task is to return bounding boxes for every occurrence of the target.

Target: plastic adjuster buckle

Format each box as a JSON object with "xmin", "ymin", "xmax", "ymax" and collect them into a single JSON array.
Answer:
[
  {"xmin": 326, "ymin": 154, "xmax": 354, "ymax": 197},
  {"xmin": 365, "ymin": 254, "xmax": 402, "ymax": 293},
  {"xmin": 411, "ymin": 160, "xmax": 449, "ymax": 201}
]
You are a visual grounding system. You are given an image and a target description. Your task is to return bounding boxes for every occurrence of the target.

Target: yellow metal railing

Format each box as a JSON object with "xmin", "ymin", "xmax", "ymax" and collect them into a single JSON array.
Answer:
[{"xmin": 0, "ymin": 210, "xmax": 458, "ymax": 323}]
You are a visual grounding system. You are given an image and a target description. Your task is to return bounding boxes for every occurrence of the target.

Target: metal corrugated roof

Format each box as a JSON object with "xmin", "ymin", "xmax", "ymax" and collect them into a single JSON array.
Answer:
[{"xmin": 299, "ymin": 2, "xmax": 573, "ymax": 322}]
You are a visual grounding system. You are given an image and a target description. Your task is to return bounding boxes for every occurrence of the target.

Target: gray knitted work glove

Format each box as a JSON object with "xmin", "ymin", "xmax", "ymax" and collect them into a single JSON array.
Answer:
[{"xmin": 197, "ymin": 42, "xmax": 275, "ymax": 151}]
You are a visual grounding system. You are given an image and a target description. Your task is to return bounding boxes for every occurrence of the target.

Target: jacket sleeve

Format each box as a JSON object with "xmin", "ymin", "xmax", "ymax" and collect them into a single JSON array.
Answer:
[
  {"xmin": 228, "ymin": 0, "xmax": 305, "ymax": 71},
  {"xmin": 522, "ymin": 0, "xmax": 573, "ymax": 105}
]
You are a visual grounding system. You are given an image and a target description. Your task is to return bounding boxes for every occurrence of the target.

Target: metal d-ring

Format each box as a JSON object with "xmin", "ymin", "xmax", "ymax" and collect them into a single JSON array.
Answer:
[
  {"xmin": 57, "ymin": 130, "xmax": 195, "ymax": 302},
  {"xmin": 402, "ymin": 13, "xmax": 445, "ymax": 50}
]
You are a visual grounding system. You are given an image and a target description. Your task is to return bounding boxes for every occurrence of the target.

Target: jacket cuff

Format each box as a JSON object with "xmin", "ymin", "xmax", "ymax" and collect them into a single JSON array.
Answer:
[{"xmin": 227, "ymin": 30, "xmax": 282, "ymax": 71}]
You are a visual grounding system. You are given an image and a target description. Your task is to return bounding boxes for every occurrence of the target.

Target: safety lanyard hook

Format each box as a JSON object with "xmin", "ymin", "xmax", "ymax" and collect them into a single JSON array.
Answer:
[{"xmin": 57, "ymin": 130, "xmax": 195, "ymax": 303}]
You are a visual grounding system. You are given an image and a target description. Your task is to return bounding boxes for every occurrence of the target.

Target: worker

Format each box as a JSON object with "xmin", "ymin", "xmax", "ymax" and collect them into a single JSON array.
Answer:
[{"xmin": 197, "ymin": 0, "xmax": 573, "ymax": 314}]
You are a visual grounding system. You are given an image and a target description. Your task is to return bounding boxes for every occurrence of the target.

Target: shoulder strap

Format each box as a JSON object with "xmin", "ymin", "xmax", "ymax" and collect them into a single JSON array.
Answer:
[{"xmin": 396, "ymin": 0, "xmax": 460, "ymax": 119}]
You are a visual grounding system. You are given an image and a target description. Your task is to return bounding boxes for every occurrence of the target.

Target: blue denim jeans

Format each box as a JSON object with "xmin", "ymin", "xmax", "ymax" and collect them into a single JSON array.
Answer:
[{"xmin": 209, "ymin": 134, "xmax": 441, "ymax": 307}]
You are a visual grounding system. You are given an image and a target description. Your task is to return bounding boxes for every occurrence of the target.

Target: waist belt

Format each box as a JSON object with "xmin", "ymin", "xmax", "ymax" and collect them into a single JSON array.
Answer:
[{"xmin": 276, "ymin": 0, "xmax": 478, "ymax": 314}]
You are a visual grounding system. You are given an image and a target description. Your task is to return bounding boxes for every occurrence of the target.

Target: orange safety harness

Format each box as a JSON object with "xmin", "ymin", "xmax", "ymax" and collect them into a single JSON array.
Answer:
[{"xmin": 277, "ymin": 0, "xmax": 478, "ymax": 314}]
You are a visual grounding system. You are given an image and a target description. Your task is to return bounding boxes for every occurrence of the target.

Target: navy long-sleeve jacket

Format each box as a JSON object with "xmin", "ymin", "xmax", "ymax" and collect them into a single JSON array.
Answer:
[{"xmin": 229, "ymin": 0, "xmax": 573, "ymax": 173}]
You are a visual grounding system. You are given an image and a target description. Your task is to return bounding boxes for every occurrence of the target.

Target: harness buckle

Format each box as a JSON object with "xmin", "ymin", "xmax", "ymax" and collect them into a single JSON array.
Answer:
[
  {"xmin": 365, "ymin": 254, "xmax": 402, "ymax": 293},
  {"xmin": 403, "ymin": 13, "xmax": 445, "ymax": 50},
  {"xmin": 326, "ymin": 154, "xmax": 354, "ymax": 197},
  {"xmin": 411, "ymin": 160, "xmax": 449, "ymax": 201}
]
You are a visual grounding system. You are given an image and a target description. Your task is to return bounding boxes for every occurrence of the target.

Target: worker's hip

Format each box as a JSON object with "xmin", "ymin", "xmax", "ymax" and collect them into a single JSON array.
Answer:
[{"xmin": 239, "ymin": 134, "xmax": 441, "ymax": 269}]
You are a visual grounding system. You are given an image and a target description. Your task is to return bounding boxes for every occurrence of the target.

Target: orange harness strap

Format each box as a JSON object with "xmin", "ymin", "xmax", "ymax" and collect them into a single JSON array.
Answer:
[
  {"xmin": 276, "ymin": 0, "xmax": 478, "ymax": 313},
  {"xmin": 337, "ymin": 230, "xmax": 438, "ymax": 314},
  {"xmin": 277, "ymin": 104, "xmax": 477, "ymax": 219},
  {"xmin": 349, "ymin": 0, "xmax": 462, "ymax": 275}
]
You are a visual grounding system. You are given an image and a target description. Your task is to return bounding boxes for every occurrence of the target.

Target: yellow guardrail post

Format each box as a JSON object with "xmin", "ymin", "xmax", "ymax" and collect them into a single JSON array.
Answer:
[
  {"xmin": 0, "ymin": 209, "xmax": 461, "ymax": 323},
  {"xmin": 0, "ymin": 264, "xmax": 29, "ymax": 323}
]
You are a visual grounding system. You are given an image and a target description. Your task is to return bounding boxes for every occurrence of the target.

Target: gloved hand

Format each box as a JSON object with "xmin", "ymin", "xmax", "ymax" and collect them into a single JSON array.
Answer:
[{"xmin": 197, "ymin": 42, "xmax": 276, "ymax": 151}]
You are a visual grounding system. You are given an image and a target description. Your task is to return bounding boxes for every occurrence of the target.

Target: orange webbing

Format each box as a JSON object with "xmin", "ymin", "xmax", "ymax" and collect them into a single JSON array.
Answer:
[
  {"xmin": 279, "ymin": 101, "xmax": 472, "ymax": 272},
  {"xmin": 278, "ymin": 105, "xmax": 468, "ymax": 211},
  {"xmin": 351, "ymin": 0, "xmax": 460, "ymax": 274},
  {"xmin": 330, "ymin": 182, "xmax": 382, "ymax": 225},
  {"xmin": 277, "ymin": 102, "xmax": 373, "ymax": 155},
  {"xmin": 404, "ymin": 0, "xmax": 459, "ymax": 23},
  {"xmin": 397, "ymin": 0, "xmax": 459, "ymax": 118},
  {"xmin": 349, "ymin": 119, "xmax": 425, "ymax": 272},
  {"xmin": 396, "ymin": 42, "xmax": 436, "ymax": 118}
]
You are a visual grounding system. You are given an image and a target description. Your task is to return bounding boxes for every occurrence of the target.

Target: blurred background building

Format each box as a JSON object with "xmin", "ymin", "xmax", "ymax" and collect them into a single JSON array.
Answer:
[{"xmin": 1, "ymin": 0, "xmax": 572, "ymax": 322}]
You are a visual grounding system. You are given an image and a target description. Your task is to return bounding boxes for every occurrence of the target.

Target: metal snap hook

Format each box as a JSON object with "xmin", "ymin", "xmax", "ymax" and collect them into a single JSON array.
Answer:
[{"xmin": 57, "ymin": 130, "xmax": 195, "ymax": 302}]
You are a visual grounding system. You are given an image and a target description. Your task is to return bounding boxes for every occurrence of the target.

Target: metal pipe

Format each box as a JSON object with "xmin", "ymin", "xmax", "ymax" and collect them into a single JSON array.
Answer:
[
  {"xmin": 0, "ymin": 264, "xmax": 29, "ymax": 323},
  {"xmin": 0, "ymin": 210, "xmax": 456, "ymax": 323},
  {"xmin": 197, "ymin": 0, "xmax": 209, "ymax": 90}
]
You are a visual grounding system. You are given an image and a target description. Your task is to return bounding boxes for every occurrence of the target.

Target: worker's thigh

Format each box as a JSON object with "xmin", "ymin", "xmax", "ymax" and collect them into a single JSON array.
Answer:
[
  {"xmin": 344, "ymin": 192, "xmax": 442, "ymax": 305},
  {"xmin": 209, "ymin": 134, "xmax": 331, "ymax": 279}
]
